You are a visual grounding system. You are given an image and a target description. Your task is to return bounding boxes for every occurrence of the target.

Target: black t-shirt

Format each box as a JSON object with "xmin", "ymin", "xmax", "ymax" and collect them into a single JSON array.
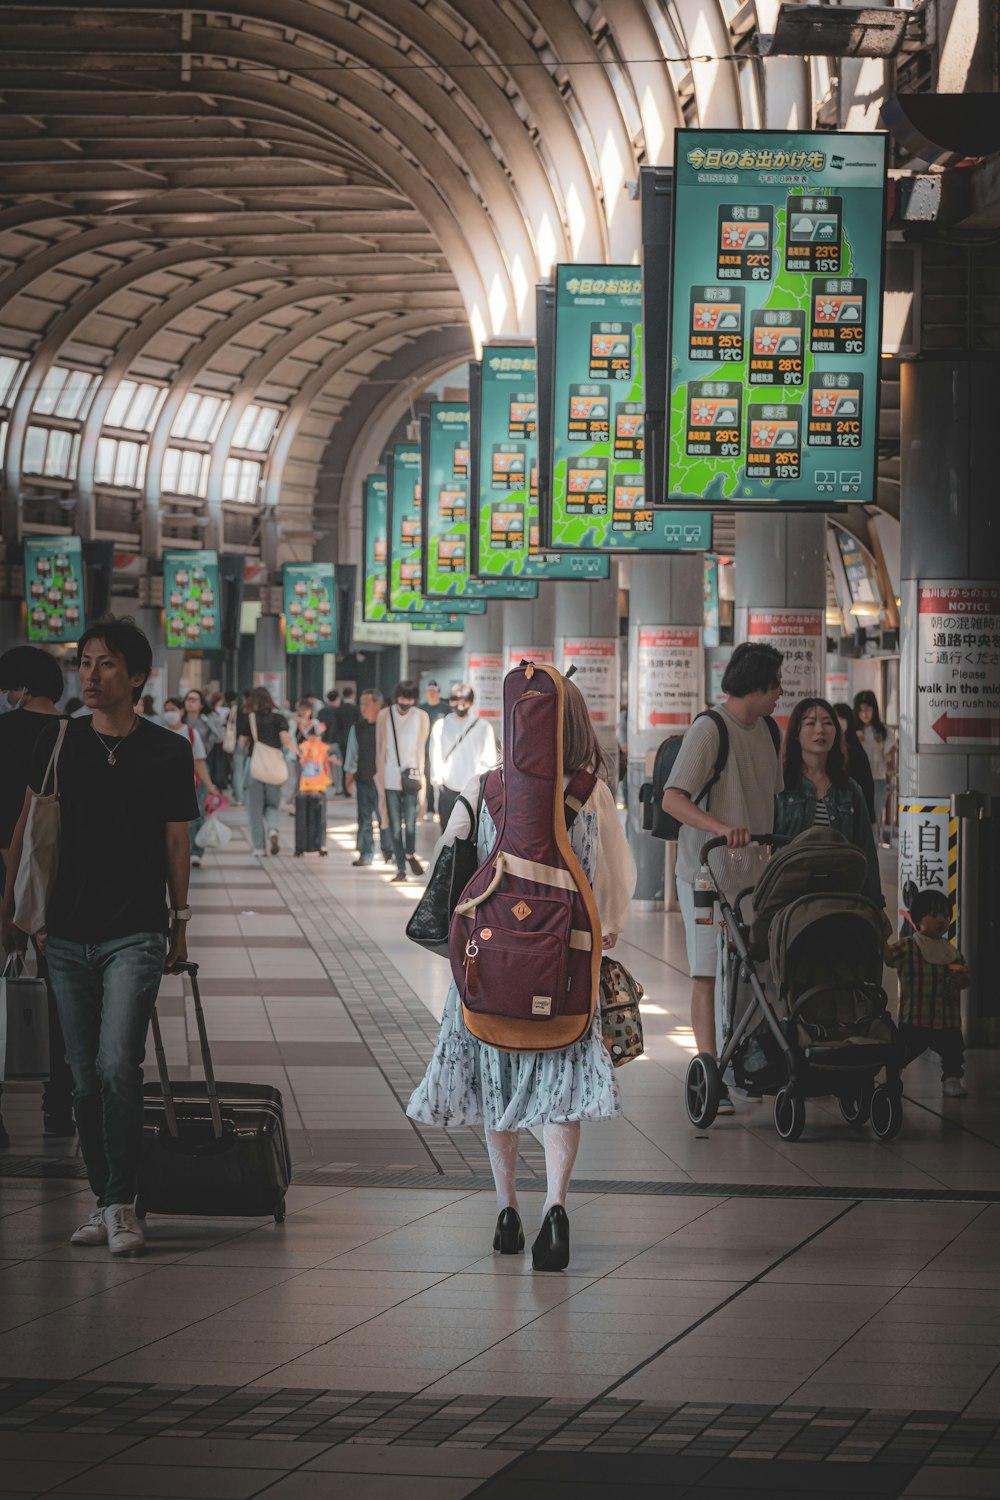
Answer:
[
  {"xmin": 334, "ymin": 700, "xmax": 360, "ymax": 747},
  {"xmin": 316, "ymin": 704, "xmax": 339, "ymax": 744},
  {"xmin": 0, "ymin": 709, "xmax": 64, "ymax": 848},
  {"xmin": 29, "ymin": 716, "xmax": 199, "ymax": 941},
  {"xmin": 236, "ymin": 710, "xmax": 288, "ymax": 749}
]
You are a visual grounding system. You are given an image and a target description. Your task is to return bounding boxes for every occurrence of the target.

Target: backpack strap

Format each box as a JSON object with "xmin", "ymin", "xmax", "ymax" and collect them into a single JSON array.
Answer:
[
  {"xmin": 693, "ymin": 709, "xmax": 729, "ymax": 811},
  {"xmin": 483, "ymin": 767, "xmax": 504, "ymax": 825},
  {"xmin": 565, "ymin": 769, "xmax": 597, "ymax": 825},
  {"xmin": 763, "ymin": 714, "xmax": 781, "ymax": 754}
]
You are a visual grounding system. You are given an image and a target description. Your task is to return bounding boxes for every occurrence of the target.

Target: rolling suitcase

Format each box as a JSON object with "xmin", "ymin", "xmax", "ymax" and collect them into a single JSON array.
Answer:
[
  {"xmin": 136, "ymin": 961, "xmax": 292, "ymax": 1224},
  {"xmin": 294, "ymin": 792, "xmax": 327, "ymax": 856}
]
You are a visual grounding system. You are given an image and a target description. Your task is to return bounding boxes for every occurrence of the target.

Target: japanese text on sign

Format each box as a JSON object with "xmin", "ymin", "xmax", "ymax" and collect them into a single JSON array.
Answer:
[
  {"xmin": 747, "ymin": 608, "xmax": 823, "ymax": 728},
  {"xmin": 559, "ymin": 638, "xmax": 618, "ymax": 727},
  {"xmin": 466, "ymin": 653, "xmax": 503, "ymax": 722},
  {"xmin": 898, "ymin": 803, "xmax": 958, "ymax": 934},
  {"xmin": 916, "ymin": 583, "xmax": 1000, "ymax": 750},
  {"xmin": 635, "ymin": 627, "xmax": 703, "ymax": 733}
]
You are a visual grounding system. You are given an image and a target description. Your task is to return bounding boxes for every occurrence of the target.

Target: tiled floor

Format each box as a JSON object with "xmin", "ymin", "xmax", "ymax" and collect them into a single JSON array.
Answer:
[{"xmin": 0, "ymin": 804, "xmax": 998, "ymax": 1497}]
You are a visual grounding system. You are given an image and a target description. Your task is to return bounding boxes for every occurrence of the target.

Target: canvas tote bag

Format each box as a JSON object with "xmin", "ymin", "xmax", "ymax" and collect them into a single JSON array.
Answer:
[
  {"xmin": 13, "ymin": 718, "xmax": 68, "ymax": 936},
  {"xmin": 248, "ymin": 711, "xmax": 288, "ymax": 785}
]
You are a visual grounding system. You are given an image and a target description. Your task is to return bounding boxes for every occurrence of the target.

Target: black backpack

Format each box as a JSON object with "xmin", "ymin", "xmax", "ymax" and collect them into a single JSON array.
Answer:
[{"xmin": 639, "ymin": 710, "xmax": 780, "ymax": 841}]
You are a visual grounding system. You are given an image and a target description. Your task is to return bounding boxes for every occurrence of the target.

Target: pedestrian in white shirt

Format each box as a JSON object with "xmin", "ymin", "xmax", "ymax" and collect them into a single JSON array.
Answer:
[
  {"xmin": 429, "ymin": 683, "xmax": 498, "ymax": 830},
  {"xmin": 375, "ymin": 680, "xmax": 430, "ymax": 883}
]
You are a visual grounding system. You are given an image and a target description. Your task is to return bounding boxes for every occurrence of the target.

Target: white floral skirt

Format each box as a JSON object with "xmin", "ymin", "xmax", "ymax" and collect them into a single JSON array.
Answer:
[{"xmin": 406, "ymin": 978, "xmax": 622, "ymax": 1131}]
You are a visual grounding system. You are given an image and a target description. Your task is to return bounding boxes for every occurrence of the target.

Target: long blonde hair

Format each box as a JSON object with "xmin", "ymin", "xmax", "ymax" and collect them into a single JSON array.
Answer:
[{"xmin": 562, "ymin": 676, "xmax": 609, "ymax": 782}]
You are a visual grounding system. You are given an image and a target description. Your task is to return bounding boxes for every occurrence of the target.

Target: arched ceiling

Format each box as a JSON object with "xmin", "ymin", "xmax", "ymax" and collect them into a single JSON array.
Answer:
[{"xmin": 0, "ymin": 2, "xmax": 858, "ymax": 567}]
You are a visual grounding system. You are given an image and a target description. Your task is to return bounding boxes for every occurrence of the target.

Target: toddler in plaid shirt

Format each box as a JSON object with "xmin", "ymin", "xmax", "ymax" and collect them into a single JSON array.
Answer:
[{"xmin": 884, "ymin": 888, "xmax": 969, "ymax": 1099}]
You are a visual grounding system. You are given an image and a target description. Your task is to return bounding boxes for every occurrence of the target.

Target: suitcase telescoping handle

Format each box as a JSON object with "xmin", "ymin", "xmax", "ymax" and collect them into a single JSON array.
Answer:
[{"xmin": 151, "ymin": 959, "xmax": 224, "ymax": 1141}]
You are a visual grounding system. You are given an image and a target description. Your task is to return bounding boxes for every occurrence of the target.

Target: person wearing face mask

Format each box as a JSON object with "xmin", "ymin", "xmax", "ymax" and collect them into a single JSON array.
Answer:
[
  {"xmin": 163, "ymin": 698, "xmax": 218, "ymax": 868},
  {"xmin": 0, "ymin": 646, "xmax": 76, "ymax": 1144},
  {"xmin": 773, "ymin": 696, "xmax": 884, "ymax": 913},
  {"xmin": 429, "ymin": 683, "xmax": 498, "ymax": 831},
  {"xmin": 374, "ymin": 681, "xmax": 429, "ymax": 882}
]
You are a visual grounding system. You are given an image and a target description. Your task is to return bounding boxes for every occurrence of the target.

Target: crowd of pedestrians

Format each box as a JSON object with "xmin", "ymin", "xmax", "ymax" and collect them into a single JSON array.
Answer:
[{"xmin": 0, "ymin": 614, "xmax": 965, "ymax": 1272}]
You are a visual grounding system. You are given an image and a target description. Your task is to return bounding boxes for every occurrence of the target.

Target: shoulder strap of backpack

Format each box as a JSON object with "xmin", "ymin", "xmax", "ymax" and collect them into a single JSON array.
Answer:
[
  {"xmin": 763, "ymin": 714, "xmax": 781, "ymax": 754},
  {"xmin": 693, "ymin": 709, "xmax": 730, "ymax": 810},
  {"xmin": 565, "ymin": 768, "xmax": 598, "ymax": 825}
]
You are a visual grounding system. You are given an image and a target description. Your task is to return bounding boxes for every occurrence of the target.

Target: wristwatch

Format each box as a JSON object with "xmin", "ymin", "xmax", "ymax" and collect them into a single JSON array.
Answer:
[{"xmin": 169, "ymin": 906, "xmax": 192, "ymax": 923}]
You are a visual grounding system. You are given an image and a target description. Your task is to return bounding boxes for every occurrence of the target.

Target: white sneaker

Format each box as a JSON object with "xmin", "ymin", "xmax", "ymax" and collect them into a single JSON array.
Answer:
[
  {"xmin": 942, "ymin": 1077, "xmax": 968, "ymax": 1099},
  {"xmin": 104, "ymin": 1202, "xmax": 145, "ymax": 1255},
  {"xmin": 70, "ymin": 1207, "xmax": 107, "ymax": 1246}
]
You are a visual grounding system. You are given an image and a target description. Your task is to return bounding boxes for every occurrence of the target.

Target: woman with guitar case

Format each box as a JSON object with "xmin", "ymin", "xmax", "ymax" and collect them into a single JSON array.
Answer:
[{"xmin": 407, "ymin": 663, "xmax": 636, "ymax": 1270}]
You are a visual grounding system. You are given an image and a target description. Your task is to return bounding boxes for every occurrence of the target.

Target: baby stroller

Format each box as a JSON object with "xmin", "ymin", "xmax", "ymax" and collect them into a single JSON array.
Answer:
[{"xmin": 684, "ymin": 826, "xmax": 902, "ymax": 1142}]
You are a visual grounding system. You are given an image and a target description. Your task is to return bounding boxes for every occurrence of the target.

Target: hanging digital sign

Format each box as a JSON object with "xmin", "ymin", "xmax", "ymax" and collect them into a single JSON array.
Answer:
[
  {"xmin": 667, "ymin": 130, "xmax": 887, "ymax": 505},
  {"xmin": 386, "ymin": 443, "xmax": 485, "ymax": 618},
  {"xmin": 423, "ymin": 400, "xmax": 537, "ymax": 601},
  {"xmin": 164, "ymin": 549, "xmax": 222, "ymax": 650},
  {"xmin": 283, "ymin": 562, "xmax": 336, "ymax": 654},
  {"xmin": 472, "ymin": 347, "xmax": 610, "ymax": 583},
  {"xmin": 362, "ymin": 473, "xmax": 392, "ymax": 623},
  {"xmin": 550, "ymin": 266, "xmax": 711, "ymax": 551},
  {"xmin": 24, "ymin": 536, "xmax": 84, "ymax": 644}
]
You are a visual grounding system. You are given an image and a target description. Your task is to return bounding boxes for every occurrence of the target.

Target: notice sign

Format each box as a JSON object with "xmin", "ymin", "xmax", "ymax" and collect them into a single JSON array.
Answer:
[
  {"xmin": 898, "ymin": 803, "xmax": 959, "ymax": 934},
  {"xmin": 747, "ymin": 608, "xmax": 823, "ymax": 728},
  {"xmin": 559, "ymin": 638, "xmax": 618, "ymax": 727},
  {"xmin": 466, "ymin": 652, "xmax": 503, "ymax": 721},
  {"xmin": 916, "ymin": 582, "xmax": 1000, "ymax": 751},
  {"xmin": 507, "ymin": 645, "xmax": 555, "ymax": 672},
  {"xmin": 635, "ymin": 627, "xmax": 702, "ymax": 732}
]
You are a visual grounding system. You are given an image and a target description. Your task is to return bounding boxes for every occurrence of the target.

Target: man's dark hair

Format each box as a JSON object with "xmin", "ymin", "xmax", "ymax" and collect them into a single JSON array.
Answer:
[
  {"xmin": 0, "ymin": 645, "xmax": 64, "ymax": 701},
  {"xmin": 342, "ymin": 686, "xmax": 355, "ymax": 700},
  {"xmin": 64, "ymin": 696, "xmax": 82, "ymax": 714},
  {"xmin": 910, "ymin": 888, "xmax": 952, "ymax": 926},
  {"xmin": 394, "ymin": 680, "xmax": 419, "ymax": 701},
  {"xmin": 77, "ymin": 616, "xmax": 153, "ymax": 700},
  {"xmin": 326, "ymin": 689, "xmax": 340, "ymax": 704},
  {"xmin": 720, "ymin": 642, "xmax": 783, "ymax": 698}
]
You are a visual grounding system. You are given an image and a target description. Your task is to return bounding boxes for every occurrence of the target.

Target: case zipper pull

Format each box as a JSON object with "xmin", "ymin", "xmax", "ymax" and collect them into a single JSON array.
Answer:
[{"xmin": 464, "ymin": 938, "xmax": 480, "ymax": 998}]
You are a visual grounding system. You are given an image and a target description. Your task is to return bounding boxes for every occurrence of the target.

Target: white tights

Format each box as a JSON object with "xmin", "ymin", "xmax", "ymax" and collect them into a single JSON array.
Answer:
[{"xmin": 485, "ymin": 1122, "xmax": 581, "ymax": 1216}]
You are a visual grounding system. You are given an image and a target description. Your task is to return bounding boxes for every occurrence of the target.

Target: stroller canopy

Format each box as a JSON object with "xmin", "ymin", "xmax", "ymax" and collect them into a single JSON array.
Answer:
[{"xmin": 749, "ymin": 826, "xmax": 868, "ymax": 958}]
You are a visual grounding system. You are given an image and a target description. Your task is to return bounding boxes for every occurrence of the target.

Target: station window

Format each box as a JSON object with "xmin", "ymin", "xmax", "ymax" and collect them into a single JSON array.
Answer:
[
  {"xmin": 171, "ymin": 392, "xmax": 229, "ymax": 443},
  {"xmin": 231, "ymin": 404, "xmax": 279, "ymax": 452},
  {"xmin": 162, "ymin": 446, "xmax": 210, "ymax": 497},
  {"xmin": 95, "ymin": 437, "xmax": 148, "ymax": 489},
  {"xmin": 105, "ymin": 380, "xmax": 168, "ymax": 433},
  {"xmin": 222, "ymin": 457, "xmax": 262, "ymax": 503},
  {"xmin": 32, "ymin": 366, "xmax": 99, "ymax": 421},
  {"xmin": 0, "ymin": 355, "xmax": 26, "ymax": 409},
  {"xmin": 23, "ymin": 425, "xmax": 81, "ymax": 478}
]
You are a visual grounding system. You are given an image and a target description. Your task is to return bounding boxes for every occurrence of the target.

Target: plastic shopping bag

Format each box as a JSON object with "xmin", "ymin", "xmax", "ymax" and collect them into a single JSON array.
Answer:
[{"xmin": 196, "ymin": 813, "xmax": 232, "ymax": 850}]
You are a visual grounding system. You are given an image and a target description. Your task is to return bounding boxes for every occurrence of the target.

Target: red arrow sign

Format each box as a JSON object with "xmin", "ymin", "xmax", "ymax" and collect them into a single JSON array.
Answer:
[
  {"xmin": 931, "ymin": 712, "xmax": 1000, "ymax": 743},
  {"xmin": 648, "ymin": 712, "xmax": 690, "ymax": 728}
]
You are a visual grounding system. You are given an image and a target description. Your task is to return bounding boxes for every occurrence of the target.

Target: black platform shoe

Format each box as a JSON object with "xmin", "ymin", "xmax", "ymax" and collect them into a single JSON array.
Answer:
[
  {"xmin": 493, "ymin": 1207, "xmax": 525, "ymax": 1255},
  {"xmin": 532, "ymin": 1205, "xmax": 570, "ymax": 1272}
]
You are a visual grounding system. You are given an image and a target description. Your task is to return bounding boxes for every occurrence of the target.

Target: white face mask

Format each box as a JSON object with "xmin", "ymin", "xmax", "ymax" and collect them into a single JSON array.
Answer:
[{"xmin": 163, "ymin": 709, "xmax": 181, "ymax": 728}]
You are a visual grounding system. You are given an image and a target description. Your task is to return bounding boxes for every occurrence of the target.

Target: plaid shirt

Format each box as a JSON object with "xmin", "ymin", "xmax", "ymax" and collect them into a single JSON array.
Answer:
[{"xmin": 886, "ymin": 937, "xmax": 966, "ymax": 1030}]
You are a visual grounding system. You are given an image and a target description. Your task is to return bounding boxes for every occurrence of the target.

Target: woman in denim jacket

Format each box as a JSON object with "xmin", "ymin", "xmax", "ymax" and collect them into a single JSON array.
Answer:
[{"xmin": 774, "ymin": 697, "xmax": 884, "ymax": 910}]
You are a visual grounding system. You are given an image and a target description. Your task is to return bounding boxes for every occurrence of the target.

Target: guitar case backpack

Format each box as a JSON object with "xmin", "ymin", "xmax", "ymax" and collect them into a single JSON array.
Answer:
[{"xmin": 448, "ymin": 662, "xmax": 602, "ymax": 1053}]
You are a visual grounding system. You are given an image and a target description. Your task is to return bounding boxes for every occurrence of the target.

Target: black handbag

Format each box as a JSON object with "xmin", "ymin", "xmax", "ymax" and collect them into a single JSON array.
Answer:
[
  {"xmin": 389, "ymin": 708, "xmax": 421, "ymax": 797},
  {"xmin": 405, "ymin": 786, "xmax": 483, "ymax": 956}
]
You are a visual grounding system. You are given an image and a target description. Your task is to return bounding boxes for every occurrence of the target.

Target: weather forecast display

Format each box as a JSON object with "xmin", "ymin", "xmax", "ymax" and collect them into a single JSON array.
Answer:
[
  {"xmin": 24, "ymin": 536, "xmax": 84, "ymax": 645},
  {"xmin": 386, "ymin": 442, "xmax": 484, "ymax": 618},
  {"xmin": 283, "ymin": 562, "xmax": 336, "ymax": 655},
  {"xmin": 164, "ymin": 550, "xmax": 222, "ymax": 650},
  {"xmin": 424, "ymin": 399, "xmax": 536, "ymax": 601},
  {"xmin": 550, "ymin": 266, "xmax": 710, "ymax": 552},
  {"xmin": 473, "ymin": 345, "xmax": 610, "ymax": 582},
  {"xmin": 668, "ymin": 130, "xmax": 886, "ymax": 504}
]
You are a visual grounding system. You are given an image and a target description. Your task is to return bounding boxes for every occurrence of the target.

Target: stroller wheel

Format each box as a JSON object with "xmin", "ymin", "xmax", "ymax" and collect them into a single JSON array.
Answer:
[
  {"xmin": 839, "ymin": 1081, "xmax": 873, "ymax": 1128},
  {"xmin": 773, "ymin": 1086, "xmax": 805, "ymax": 1142},
  {"xmin": 685, "ymin": 1053, "xmax": 721, "ymax": 1128},
  {"xmin": 870, "ymin": 1084, "xmax": 903, "ymax": 1141}
]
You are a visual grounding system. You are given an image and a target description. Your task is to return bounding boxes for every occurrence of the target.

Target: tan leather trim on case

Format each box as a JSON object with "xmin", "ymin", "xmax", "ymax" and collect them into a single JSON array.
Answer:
[
  {"xmin": 462, "ymin": 1004, "xmax": 593, "ymax": 1053},
  {"xmin": 501, "ymin": 853, "xmax": 576, "ymax": 889},
  {"xmin": 569, "ymin": 929, "xmax": 593, "ymax": 950}
]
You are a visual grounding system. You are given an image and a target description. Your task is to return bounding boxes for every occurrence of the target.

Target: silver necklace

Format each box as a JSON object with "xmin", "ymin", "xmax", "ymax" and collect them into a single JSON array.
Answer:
[{"xmin": 91, "ymin": 716, "xmax": 137, "ymax": 766}]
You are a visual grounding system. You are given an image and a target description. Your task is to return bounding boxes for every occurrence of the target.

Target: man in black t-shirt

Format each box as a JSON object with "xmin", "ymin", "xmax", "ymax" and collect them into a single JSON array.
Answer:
[
  {"xmin": 419, "ymin": 681, "xmax": 449, "ymax": 820},
  {"xmin": 2, "ymin": 618, "xmax": 198, "ymax": 1257}
]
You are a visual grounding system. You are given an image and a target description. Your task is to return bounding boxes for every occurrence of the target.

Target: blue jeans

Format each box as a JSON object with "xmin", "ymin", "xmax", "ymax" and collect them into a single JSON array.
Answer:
[
  {"xmin": 232, "ymin": 746, "xmax": 249, "ymax": 804},
  {"xmin": 45, "ymin": 931, "xmax": 167, "ymax": 1206},
  {"xmin": 356, "ymin": 780, "xmax": 381, "ymax": 861},
  {"xmin": 247, "ymin": 776, "xmax": 283, "ymax": 852},
  {"xmin": 385, "ymin": 787, "xmax": 418, "ymax": 873}
]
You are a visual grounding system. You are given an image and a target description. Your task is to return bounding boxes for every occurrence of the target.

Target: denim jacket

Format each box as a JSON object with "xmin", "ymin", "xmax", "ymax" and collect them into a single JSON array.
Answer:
[{"xmin": 774, "ymin": 775, "xmax": 883, "ymax": 907}]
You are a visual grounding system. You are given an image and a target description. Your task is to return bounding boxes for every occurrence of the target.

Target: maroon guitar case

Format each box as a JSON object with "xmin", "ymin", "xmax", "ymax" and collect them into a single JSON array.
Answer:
[{"xmin": 448, "ymin": 662, "xmax": 602, "ymax": 1053}]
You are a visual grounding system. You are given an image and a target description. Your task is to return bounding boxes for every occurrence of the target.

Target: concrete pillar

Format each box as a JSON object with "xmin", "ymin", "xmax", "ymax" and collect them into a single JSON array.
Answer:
[
  {"xmin": 501, "ymin": 581, "xmax": 557, "ymax": 674},
  {"xmin": 252, "ymin": 615, "xmax": 287, "ymax": 707},
  {"xmin": 554, "ymin": 573, "xmax": 620, "ymax": 763},
  {"xmin": 462, "ymin": 607, "xmax": 504, "ymax": 725},
  {"xmin": 626, "ymin": 555, "xmax": 705, "ymax": 903},
  {"xmin": 734, "ymin": 512, "xmax": 826, "ymax": 723},
  {"xmin": 899, "ymin": 359, "xmax": 1000, "ymax": 1044},
  {"xmin": 124, "ymin": 604, "xmax": 178, "ymax": 710}
]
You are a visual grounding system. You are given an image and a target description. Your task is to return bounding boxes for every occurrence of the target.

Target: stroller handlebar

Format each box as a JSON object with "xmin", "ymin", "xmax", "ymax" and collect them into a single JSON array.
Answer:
[{"xmin": 699, "ymin": 832, "xmax": 790, "ymax": 866}]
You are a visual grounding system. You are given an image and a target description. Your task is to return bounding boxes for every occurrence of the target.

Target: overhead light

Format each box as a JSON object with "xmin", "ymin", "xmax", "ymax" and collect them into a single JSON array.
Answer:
[
  {"xmin": 849, "ymin": 601, "xmax": 882, "ymax": 619},
  {"xmin": 754, "ymin": 5, "xmax": 911, "ymax": 59}
]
